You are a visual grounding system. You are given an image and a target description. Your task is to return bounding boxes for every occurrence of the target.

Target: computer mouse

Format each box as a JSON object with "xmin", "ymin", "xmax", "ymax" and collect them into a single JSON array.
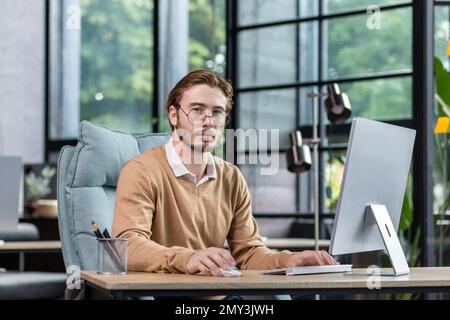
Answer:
[{"xmin": 219, "ymin": 266, "xmax": 241, "ymax": 277}]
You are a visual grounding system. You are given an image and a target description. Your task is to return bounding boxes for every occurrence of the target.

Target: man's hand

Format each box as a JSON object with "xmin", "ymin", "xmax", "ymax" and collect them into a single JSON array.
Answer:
[
  {"xmin": 286, "ymin": 250, "xmax": 338, "ymax": 267},
  {"xmin": 187, "ymin": 247, "xmax": 236, "ymax": 276}
]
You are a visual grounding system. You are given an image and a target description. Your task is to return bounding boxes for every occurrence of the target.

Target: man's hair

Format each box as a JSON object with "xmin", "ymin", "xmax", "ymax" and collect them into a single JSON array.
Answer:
[{"xmin": 166, "ymin": 70, "xmax": 234, "ymax": 130}]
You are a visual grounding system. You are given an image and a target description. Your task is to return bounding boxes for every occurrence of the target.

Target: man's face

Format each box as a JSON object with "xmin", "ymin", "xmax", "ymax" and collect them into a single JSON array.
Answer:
[{"xmin": 168, "ymin": 84, "xmax": 228, "ymax": 154}]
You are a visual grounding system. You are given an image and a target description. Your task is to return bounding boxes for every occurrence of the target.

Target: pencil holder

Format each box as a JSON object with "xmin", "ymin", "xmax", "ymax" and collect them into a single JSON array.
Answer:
[{"xmin": 96, "ymin": 238, "xmax": 128, "ymax": 275}]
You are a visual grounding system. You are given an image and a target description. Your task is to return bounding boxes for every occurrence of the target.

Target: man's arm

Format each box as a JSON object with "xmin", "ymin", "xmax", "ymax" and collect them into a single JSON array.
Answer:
[
  {"xmin": 226, "ymin": 169, "xmax": 292, "ymax": 270},
  {"xmin": 112, "ymin": 160, "xmax": 196, "ymax": 273},
  {"xmin": 227, "ymin": 168, "xmax": 338, "ymax": 270}
]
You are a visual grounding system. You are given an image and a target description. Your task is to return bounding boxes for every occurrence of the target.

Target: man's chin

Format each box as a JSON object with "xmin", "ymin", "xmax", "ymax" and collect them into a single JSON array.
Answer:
[{"xmin": 203, "ymin": 143, "xmax": 216, "ymax": 152}]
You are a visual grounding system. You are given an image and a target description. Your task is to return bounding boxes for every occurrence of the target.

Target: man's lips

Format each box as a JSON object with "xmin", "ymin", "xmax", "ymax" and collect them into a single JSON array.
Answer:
[
  {"xmin": 192, "ymin": 130, "xmax": 217, "ymax": 143},
  {"xmin": 201, "ymin": 134, "xmax": 215, "ymax": 142}
]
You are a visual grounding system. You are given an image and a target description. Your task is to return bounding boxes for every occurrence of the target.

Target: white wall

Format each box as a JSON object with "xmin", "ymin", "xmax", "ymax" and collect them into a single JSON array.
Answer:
[{"xmin": 0, "ymin": 0, "xmax": 45, "ymax": 164}]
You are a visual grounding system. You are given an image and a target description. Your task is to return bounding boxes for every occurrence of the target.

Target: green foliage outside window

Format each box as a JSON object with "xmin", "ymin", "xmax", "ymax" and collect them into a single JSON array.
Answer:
[
  {"xmin": 326, "ymin": 7, "xmax": 412, "ymax": 121},
  {"xmin": 80, "ymin": 0, "xmax": 154, "ymax": 133},
  {"xmin": 79, "ymin": 0, "xmax": 226, "ymax": 135},
  {"xmin": 189, "ymin": 0, "xmax": 226, "ymax": 76}
]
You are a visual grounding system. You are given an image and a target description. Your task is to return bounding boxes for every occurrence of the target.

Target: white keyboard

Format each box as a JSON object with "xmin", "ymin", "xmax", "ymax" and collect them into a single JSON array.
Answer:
[{"xmin": 262, "ymin": 264, "xmax": 353, "ymax": 276}]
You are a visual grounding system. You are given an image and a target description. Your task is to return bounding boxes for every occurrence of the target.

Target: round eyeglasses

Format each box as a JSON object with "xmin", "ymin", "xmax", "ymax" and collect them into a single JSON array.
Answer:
[{"xmin": 176, "ymin": 104, "xmax": 230, "ymax": 126}]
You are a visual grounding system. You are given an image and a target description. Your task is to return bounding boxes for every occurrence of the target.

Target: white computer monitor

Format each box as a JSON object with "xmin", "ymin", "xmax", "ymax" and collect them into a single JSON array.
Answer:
[{"xmin": 330, "ymin": 117, "xmax": 416, "ymax": 276}]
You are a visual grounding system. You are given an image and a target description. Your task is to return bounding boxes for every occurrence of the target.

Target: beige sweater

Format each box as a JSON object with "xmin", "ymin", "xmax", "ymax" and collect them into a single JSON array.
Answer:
[{"xmin": 112, "ymin": 145, "xmax": 292, "ymax": 273}]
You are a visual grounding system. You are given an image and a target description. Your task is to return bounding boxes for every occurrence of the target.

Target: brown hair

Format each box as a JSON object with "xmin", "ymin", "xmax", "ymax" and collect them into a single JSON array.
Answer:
[{"xmin": 166, "ymin": 70, "xmax": 234, "ymax": 130}]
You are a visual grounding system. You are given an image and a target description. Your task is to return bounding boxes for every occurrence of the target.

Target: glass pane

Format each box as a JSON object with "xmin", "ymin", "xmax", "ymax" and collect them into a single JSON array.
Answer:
[
  {"xmin": 80, "ymin": 0, "xmax": 154, "ymax": 134},
  {"xmin": 238, "ymin": 152, "xmax": 297, "ymax": 213},
  {"xmin": 324, "ymin": 0, "xmax": 411, "ymax": 14},
  {"xmin": 435, "ymin": 6, "xmax": 450, "ymax": 71},
  {"xmin": 433, "ymin": 133, "xmax": 450, "ymax": 265},
  {"xmin": 299, "ymin": 0, "xmax": 319, "ymax": 18},
  {"xmin": 433, "ymin": 134, "xmax": 449, "ymax": 216},
  {"xmin": 238, "ymin": 0, "xmax": 318, "ymax": 26},
  {"xmin": 324, "ymin": 150, "xmax": 346, "ymax": 213},
  {"xmin": 299, "ymin": 86, "xmax": 319, "ymax": 126},
  {"xmin": 189, "ymin": 0, "xmax": 226, "ymax": 76},
  {"xmin": 299, "ymin": 21, "xmax": 319, "ymax": 82},
  {"xmin": 433, "ymin": 4, "xmax": 450, "ymax": 266},
  {"xmin": 324, "ymin": 8, "xmax": 412, "ymax": 80},
  {"xmin": 238, "ymin": 25, "xmax": 297, "ymax": 88},
  {"xmin": 238, "ymin": 89, "xmax": 296, "ymax": 151},
  {"xmin": 324, "ymin": 77, "xmax": 412, "ymax": 123},
  {"xmin": 326, "ymin": 134, "xmax": 350, "ymax": 145},
  {"xmin": 298, "ymin": 169, "xmax": 313, "ymax": 213}
]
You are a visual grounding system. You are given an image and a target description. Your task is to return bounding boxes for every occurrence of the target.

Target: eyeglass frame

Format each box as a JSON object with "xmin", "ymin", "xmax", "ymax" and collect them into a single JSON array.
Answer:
[{"xmin": 174, "ymin": 103, "xmax": 231, "ymax": 127}]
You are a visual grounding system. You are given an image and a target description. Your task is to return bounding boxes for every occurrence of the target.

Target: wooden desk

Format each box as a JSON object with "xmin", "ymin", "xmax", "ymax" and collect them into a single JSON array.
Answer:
[
  {"xmin": 81, "ymin": 267, "xmax": 450, "ymax": 299},
  {"xmin": 0, "ymin": 241, "xmax": 61, "ymax": 253},
  {"xmin": 0, "ymin": 241, "xmax": 62, "ymax": 271}
]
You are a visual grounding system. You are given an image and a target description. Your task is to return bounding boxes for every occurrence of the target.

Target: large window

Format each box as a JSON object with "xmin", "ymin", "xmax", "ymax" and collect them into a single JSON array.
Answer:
[
  {"xmin": 47, "ymin": 0, "xmax": 226, "ymax": 155},
  {"xmin": 48, "ymin": 0, "xmax": 155, "ymax": 140},
  {"xmin": 231, "ymin": 0, "xmax": 414, "ymax": 232},
  {"xmin": 433, "ymin": 0, "xmax": 450, "ymax": 267}
]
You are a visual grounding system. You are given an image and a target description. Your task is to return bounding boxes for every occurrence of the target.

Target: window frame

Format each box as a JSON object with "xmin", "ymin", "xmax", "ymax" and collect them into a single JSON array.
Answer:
[
  {"xmin": 42, "ymin": 0, "xmax": 436, "ymax": 266},
  {"xmin": 227, "ymin": 0, "xmax": 434, "ymax": 267}
]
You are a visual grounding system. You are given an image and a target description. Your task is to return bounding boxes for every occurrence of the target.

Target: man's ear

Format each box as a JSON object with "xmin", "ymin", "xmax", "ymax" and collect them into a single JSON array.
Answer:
[{"xmin": 168, "ymin": 105, "xmax": 178, "ymax": 128}]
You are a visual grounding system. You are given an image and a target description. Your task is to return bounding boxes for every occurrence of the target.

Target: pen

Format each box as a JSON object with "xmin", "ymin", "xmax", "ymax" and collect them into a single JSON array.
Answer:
[
  {"xmin": 91, "ymin": 220, "xmax": 125, "ymax": 273},
  {"xmin": 91, "ymin": 221, "xmax": 104, "ymax": 239},
  {"xmin": 103, "ymin": 228, "xmax": 111, "ymax": 239}
]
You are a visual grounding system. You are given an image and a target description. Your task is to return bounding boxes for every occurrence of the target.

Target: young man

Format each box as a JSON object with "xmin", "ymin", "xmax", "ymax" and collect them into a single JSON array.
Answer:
[{"xmin": 112, "ymin": 70, "xmax": 337, "ymax": 276}]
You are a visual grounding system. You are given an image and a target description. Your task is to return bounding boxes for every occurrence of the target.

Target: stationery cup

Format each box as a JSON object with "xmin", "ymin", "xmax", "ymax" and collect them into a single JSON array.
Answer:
[{"xmin": 96, "ymin": 238, "xmax": 128, "ymax": 275}]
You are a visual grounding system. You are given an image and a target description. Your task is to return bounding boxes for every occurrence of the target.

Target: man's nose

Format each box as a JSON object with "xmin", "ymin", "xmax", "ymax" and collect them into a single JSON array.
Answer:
[
  {"xmin": 203, "ymin": 111, "xmax": 214, "ymax": 126},
  {"xmin": 203, "ymin": 117, "xmax": 214, "ymax": 127}
]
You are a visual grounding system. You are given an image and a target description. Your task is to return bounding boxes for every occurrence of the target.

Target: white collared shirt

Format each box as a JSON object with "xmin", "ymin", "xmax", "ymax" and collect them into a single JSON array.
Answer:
[{"xmin": 164, "ymin": 137, "xmax": 217, "ymax": 186}]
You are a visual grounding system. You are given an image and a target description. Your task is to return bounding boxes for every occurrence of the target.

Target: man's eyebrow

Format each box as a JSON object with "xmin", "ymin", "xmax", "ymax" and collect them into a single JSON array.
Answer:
[{"xmin": 188, "ymin": 102, "xmax": 225, "ymax": 110}]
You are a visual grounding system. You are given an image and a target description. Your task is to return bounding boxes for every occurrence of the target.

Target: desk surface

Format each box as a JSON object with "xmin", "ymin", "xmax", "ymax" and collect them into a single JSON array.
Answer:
[
  {"xmin": 81, "ymin": 267, "xmax": 450, "ymax": 292},
  {"xmin": 0, "ymin": 241, "xmax": 61, "ymax": 252}
]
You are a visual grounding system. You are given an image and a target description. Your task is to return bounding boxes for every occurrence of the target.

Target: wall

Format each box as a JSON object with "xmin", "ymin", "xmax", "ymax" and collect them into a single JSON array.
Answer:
[{"xmin": 0, "ymin": 0, "xmax": 45, "ymax": 164}]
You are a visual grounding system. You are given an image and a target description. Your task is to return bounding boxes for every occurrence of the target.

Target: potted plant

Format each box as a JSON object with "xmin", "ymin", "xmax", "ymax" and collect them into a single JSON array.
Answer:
[{"xmin": 24, "ymin": 166, "xmax": 56, "ymax": 216}]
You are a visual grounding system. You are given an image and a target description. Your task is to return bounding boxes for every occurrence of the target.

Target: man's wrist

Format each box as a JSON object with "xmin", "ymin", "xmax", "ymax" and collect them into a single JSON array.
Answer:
[
  {"xmin": 178, "ymin": 249, "xmax": 198, "ymax": 274},
  {"xmin": 278, "ymin": 250, "xmax": 294, "ymax": 268}
]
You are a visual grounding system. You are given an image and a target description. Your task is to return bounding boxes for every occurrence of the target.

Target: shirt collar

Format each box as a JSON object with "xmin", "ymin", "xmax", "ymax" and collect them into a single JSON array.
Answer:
[{"xmin": 164, "ymin": 136, "xmax": 217, "ymax": 185}]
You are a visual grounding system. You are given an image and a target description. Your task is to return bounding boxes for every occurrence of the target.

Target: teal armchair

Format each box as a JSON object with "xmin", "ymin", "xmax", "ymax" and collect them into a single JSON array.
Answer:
[
  {"xmin": 57, "ymin": 121, "xmax": 170, "ymax": 271},
  {"xmin": 57, "ymin": 121, "xmax": 290, "ymax": 300}
]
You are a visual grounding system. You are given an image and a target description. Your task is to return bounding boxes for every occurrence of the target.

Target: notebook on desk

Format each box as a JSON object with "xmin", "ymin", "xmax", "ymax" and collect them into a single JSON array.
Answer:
[{"xmin": 262, "ymin": 264, "xmax": 353, "ymax": 276}]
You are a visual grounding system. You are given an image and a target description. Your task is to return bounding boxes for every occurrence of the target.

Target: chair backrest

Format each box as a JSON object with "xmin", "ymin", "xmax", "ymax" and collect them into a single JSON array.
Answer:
[{"xmin": 57, "ymin": 121, "xmax": 170, "ymax": 270}]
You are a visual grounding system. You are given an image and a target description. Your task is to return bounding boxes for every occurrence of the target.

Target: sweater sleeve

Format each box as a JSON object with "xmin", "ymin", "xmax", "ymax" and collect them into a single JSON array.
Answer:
[
  {"xmin": 226, "ymin": 168, "xmax": 292, "ymax": 270},
  {"xmin": 112, "ymin": 159, "xmax": 196, "ymax": 273}
]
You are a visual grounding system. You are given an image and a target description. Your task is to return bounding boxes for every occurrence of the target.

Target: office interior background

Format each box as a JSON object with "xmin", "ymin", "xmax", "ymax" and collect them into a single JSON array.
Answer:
[{"xmin": 0, "ymin": 0, "xmax": 449, "ymax": 299}]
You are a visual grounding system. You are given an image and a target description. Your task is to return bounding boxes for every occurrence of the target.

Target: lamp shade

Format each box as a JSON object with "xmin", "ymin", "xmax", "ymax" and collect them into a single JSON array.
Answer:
[
  {"xmin": 286, "ymin": 131, "xmax": 312, "ymax": 173},
  {"xmin": 324, "ymin": 83, "xmax": 352, "ymax": 124}
]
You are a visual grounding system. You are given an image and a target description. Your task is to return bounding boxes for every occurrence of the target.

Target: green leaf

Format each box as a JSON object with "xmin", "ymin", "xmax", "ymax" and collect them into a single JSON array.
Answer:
[
  {"xmin": 399, "ymin": 192, "xmax": 412, "ymax": 231},
  {"xmin": 399, "ymin": 175, "xmax": 413, "ymax": 232},
  {"xmin": 434, "ymin": 57, "xmax": 450, "ymax": 117}
]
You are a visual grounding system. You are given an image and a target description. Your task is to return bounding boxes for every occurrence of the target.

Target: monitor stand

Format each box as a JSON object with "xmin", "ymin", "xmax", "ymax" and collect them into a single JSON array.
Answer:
[{"xmin": 345, "ymin": 204, "xmax": 410, "ymax": 277}]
